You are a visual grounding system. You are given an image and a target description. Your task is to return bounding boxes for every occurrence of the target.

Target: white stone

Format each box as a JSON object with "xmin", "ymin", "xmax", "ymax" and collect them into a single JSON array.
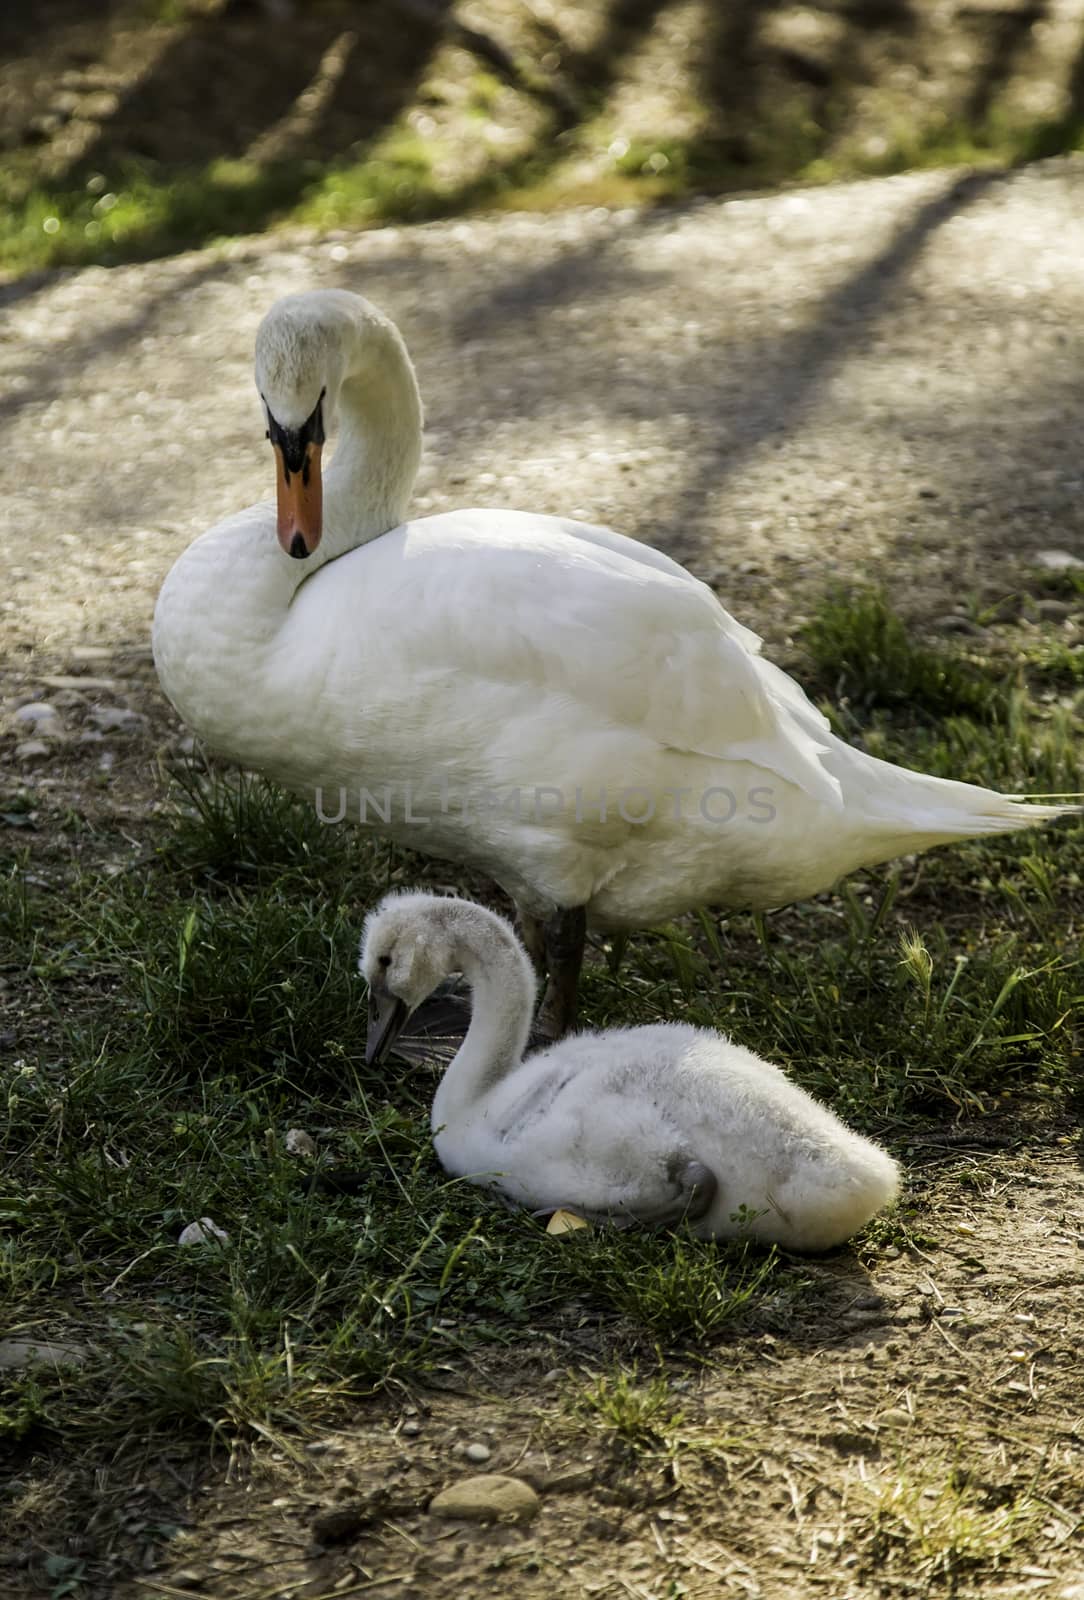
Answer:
[
  {"xmin": 178, "ymin": 1218, "xmax": 229, "ymax": 1247},
  {"xmin": 15, "ymin": 740, "xmax": 50, "ymax": 762},
  {"xmin": 89, "ymin": 706, "xmax": 145, "ymax": 731},
  {"xmin": 14, "ymin": 701, "xmax": 62, "ymax": 733},
  {"xmin": 1033, "ymin": 549, "xmax": 1084, "ymax": 572},
  {"xmin": 0, "ymin": 1338, "xmax": 86, "ymax": 1370}
]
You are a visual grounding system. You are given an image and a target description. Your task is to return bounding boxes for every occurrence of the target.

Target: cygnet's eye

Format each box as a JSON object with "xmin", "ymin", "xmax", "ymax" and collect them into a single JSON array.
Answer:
[{"xmin": 378, "ymin": 954, "xmax": 391, "ymax": 969}]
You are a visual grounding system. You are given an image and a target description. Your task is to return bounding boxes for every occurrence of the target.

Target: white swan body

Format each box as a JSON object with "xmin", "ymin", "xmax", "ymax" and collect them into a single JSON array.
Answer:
[
  {"xmin": 153, "ymin": 289, "xmax": 1071, "ymax": 931},
  {"xmin": 361, "ymin": 892, "xmax": 900, "ymax": 1251}
]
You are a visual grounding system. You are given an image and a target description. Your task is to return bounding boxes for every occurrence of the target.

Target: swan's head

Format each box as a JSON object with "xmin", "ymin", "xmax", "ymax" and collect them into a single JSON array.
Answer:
[{"xmin": 254, "ymin": 292, "xmax": 360, "ymax": 560}]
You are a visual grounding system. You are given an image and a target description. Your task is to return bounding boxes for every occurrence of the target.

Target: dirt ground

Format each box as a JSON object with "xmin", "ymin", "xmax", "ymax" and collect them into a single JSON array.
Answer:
[
  {"xmin": 4, "ymin": 155, "xmax": 1084, "ymax": 660},
  {"xmin": 97, "ymin": 1143, "xmax": 1082, "ymax": 1600},
  {"xmin": 3, "ymin": 157, "xmax": 1084, "ymax": 1597}
]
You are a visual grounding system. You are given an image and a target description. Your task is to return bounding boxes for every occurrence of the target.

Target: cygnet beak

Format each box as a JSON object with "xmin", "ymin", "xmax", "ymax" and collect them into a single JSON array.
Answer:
[{"xmin": 366, "ymin": 989, "xmax": 410, "ymax": 1066}]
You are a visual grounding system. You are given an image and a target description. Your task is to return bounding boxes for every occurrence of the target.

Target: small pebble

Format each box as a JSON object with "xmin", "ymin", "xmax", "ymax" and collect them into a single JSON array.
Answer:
[
  {"xmin": 464, "ymin": 1442, "xmax": 491, "ymax": 1465},
  {"xmin": 40, "ymin": 674, "xmax": 117, "ymax": 691},
  {"xmin": 14, "ymin": 702, "xmax": 63, "ymax": 735},
  {"xmin": 15, "ymin": 740, "xmax": 50, "ymax": 763},
  {"xmin": 311, "ymin": 1502, "xmax": 363, "ymax": 1543},
  {"xmin": 89, "ymin": 706, "xmax": 145, "ymax": 732},
  {"xmin": 178, "ymin": 1218, "xmax": 229, "ymax": 1248},
  {"xmin": 932, "ymin": 615, "xmax": 984, "ymax": 636},
  {"xmin": 1033, "ymin": 598, "xmax": 1073, "ymax": 620},
  {"xmin": 546, "ymin": 1208, "xmax": 589, "ymax": 1235},
  {"xmin": 0, "ymin": 1338, "xmax": 87, "ymax": 1370},
  {"xmin": 285, "ymin": 1128, "xmax": 317, "ymax": 1159},
  {"xmin": 401, "ymin": 1420, "xmax": 422, "ymax": 1437}
]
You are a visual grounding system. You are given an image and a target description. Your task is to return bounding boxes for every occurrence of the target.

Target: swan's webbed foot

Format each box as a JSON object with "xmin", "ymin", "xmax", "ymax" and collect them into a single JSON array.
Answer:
[
  {"xmin": 635, "ymin": 1156, "xmax": 718, "ymax": 1229},
  {"xmin": 675, "ymin": 1158, "xmax": 718, "ymax": 1224},
  {"xmin": 551, "ymin": 1158, "xmax": 718, "ymax": 1233},
  {"xmin": 536, "ymin": 905, "xmax": 587, "ymax": 1040}
]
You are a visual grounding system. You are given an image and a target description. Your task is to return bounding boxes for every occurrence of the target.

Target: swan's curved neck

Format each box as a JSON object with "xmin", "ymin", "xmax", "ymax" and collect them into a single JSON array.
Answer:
[
  {"xmin": 431, "ymin": 913, "xmax": 537, "ymax": 1132},
  {"xmin": 321, "ymin": 320, "xmax": 423, "ymax": 559}
]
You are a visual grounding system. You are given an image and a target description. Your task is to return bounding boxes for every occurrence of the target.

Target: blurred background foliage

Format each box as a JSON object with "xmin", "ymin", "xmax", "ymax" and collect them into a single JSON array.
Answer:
[{"xmin": 2, "ymin": 0, "xmax": 1084, "ymax": 277}]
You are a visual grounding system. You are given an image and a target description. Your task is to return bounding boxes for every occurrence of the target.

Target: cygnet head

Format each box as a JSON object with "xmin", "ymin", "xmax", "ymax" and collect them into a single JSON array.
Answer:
[
  {"xmin": 360, "ymin": 891, "xmax": 533, "ymax": 1067},
  {"xmin": 254, "ymin": 290, "xmax": 371, "ymax": 562},
  {"xmin": 360, "ymin": 891, "xmax": 490, "ymax": 1065}
]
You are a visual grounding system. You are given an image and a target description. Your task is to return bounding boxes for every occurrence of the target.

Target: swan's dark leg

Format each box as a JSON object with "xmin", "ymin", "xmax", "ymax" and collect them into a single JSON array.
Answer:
[
  {"xmin": 516, "ymin": 907, "xmax": 547, "ymax": 974},
  {"xmin": 537, "ymin": 905, "xmax": 587, "ymax": 1040}
]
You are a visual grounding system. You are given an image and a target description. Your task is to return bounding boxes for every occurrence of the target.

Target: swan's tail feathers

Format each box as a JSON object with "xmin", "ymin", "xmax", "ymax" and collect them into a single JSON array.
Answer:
[
  {"xmin": 930, "ymin": 793, "xmax": 1080, "ymax": 836},
  {"xmin": 856, "ymin": 745, "xmax": 1084, "ymax": 851}
]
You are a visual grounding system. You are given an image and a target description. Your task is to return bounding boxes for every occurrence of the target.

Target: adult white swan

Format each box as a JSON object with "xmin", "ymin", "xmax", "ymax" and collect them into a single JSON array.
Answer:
[
  {"xmin": 361, "ymin": 891, "xmax": 900, "ymax": 1250},
  {"xmin": 153, "ymin": 289, "xmax": 1072, "ymax": 1034}
]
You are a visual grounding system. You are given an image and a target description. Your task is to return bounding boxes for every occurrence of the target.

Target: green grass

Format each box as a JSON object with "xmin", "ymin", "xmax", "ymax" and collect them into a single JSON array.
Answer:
[
  {"xmin": 801, "ymin": 589, "xmax": 1010, "ymax": 724},
  {"xmin": 1, "ymin": 591, "xmax": 1082, "ymax": 1571},
  {"xmin": 864, "ymin": 1463, "xmax": 1044, "ymax": 1584},
  {"xmin": 0, "ymin": 140, "xmax": 447, "ymax": 278},
  {"xmin": 572, "ymin": 1366, "xmax": 686, "ymax": 1453}
]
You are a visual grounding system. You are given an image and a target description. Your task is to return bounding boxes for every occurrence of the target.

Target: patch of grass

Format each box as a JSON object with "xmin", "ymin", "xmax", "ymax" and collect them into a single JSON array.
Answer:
[
  {"xmin": 1020, "ymin": 637, "xmax": 1084, "ymax": 690},
  {"xmin": 0, "ymin": 849, "xmax": 37, "ymax": 951},
  {"xmin": 864, "ymin": 1465, "xmax": 1043, "ymax": 1583},
  {"xmin": 293, "ymin": 130, "xmax": 447, "ymax": 231},
  {"xmin": 3, "ymin": 772, "xmax": 793, "ymax": 1475},
  {"xmin": 160, "ymin": 767, "xmax": 358, "ymax": 886},
  {"xmin": 573, "ymin": 1366, "xmax": 683, "ymax": 1453},
  {"xmin": 801, "ymin": 589, "xmax": 1009, "ymax": 723},
  {"xmin": 0, "ymin": 160, "xmax": 302, "ymax": 276},
  {"xmin": 0, "ymin": 131, "xmax": 448, "ymax": 277},
  {"xmin": 867, "ymin": 690, "xmax": 1081, "ymax": 799},
  {"xmin": 565, "ymin": 1230, "xmax": 781, "ymax": 1341},
  {"xmin": 1024, "ymin": 566, "xmax": 1084, "ymax": 601}
]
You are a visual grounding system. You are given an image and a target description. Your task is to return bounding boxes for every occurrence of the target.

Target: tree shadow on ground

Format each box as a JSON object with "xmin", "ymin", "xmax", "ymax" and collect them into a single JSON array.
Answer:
[
  {"xmin": 445, "ymin": 167, "xmax": 1011, "ymax": 483},
  {"xmin": 13, "ymin": 1, "xmax": 444, "ymax": 257},
  {"xmin": 6, "ymin": 0, "xmax": 1076, "ymax": 293}
]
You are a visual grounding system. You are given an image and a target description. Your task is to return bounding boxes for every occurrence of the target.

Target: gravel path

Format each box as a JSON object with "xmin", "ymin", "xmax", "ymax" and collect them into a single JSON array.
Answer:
[{"xmin": 3, "ymin": 156, "xmax": 1084, "ymax": 663}]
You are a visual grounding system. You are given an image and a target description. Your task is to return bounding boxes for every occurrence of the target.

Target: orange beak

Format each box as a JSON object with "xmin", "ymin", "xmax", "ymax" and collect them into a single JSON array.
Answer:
[{"xmin": 274, "ymin": 440, "xmax": 323, "ymax": 559}]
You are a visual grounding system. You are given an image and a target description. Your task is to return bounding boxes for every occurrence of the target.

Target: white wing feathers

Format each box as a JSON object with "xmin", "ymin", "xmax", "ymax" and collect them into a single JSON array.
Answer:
[{"xmin": 389, "ymin": 514, "xmax": 845, "ymax": 808}]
